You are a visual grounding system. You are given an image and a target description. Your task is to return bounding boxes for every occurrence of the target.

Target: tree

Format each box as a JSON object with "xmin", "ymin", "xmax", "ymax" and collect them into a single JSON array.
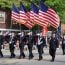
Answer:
[{"xmin": 45, "ymin": 0, "xmax": 65, "ymax": 23}]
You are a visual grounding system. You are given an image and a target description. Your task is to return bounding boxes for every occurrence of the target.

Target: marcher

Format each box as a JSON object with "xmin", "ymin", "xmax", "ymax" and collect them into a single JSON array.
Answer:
[
  {"xmin": 36, "ymin": 33, "xmax": 46, "ymax": 61},
  {"xmin": 49, "ymin": 33, "xmax": 59, "ymax": 62},
  {"xmin": 0, "ymin": 33, "xmax": 4, "ymax": 57},
  {"xmin": 62, "ymin": 34, "xmax": 65, "ymax": 55},
  {"xmin": 26, "ymin": 32, "xmax": 34, "ymax": 59},
  {"xmin": 18, "ymin": 32, "xmax": 25, "ymax": 59},
  {"xmin": 9, "ymin": 32, "xmax": 17, "ymax": 58}
]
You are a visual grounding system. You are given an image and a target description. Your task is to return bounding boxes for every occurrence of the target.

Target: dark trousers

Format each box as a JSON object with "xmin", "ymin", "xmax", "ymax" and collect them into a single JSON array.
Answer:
[
  {"xmin": 19, "ymin": 44, "xmax": 25, "ymax": 58},
  {"xmin": 27, "ymin": 44, "xmax": 33, "ymax": 59},
  {"xmin": 9, "ymin": 44, "xmax": 15, "ymax": 58},
  {"xmin": 49, "ymin": 48, "xmax": 56, "ymax": 61},
  {"xmin": 0, "ymin": 49, "xmax": 3, "ymax": 57},
  {"xmin": 62, "ymin": 47, "xmax": 65, "ymax": 55},
  {"xmin": 37, "ymin": 44, "xmax": 43, "ymax": 59}
]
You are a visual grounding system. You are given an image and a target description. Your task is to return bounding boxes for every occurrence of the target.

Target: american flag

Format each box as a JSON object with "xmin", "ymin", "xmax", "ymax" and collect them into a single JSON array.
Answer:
[
  {"xmin": 30, "ymin": 2, "xmax": 35, "ymax": 24},
  {"xmin": 39, "ymin": 1, "xmax": 60, "ymax": 28},
  {"xmin": 30, "ymin": 2, "xmax": 47, "ymax": 26},
  {"xmin": 20, "ymin": 3, "xmax": 34, "ymax": 29},
  {"xmin": 11, "ymin": 4, "xmax": 19, "ymax": 22},
  {"xmin": 41, "ymin": 26, "xmax": 48, "ymax": 37},
  {"xmin": 26, "ymin": 11, "xmax": 34, "ymax": 29}
]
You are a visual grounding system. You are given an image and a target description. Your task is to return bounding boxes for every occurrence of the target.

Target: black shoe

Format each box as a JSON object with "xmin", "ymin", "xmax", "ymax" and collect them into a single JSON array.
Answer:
[
  {"xmin": 13, "ymin": 56, "xmax": 15, "ymax": 58},
  {"xmin": 38, "ymin": 56, "xmax": 43, "ymax": 61},
  {"xmin": 10, "ymin": 55, "xmax": 15, "ymax": 58},
  {"xmin": 10, "ymin": 56, "xmax": 13, "ymax": 58},
  {"xmin": 63, "ymin": 53, "xmax": 65, "ymax": 55},
  {"xmin": 0, "ymin": 55, "xmax": 3, "ymax": 58},
  {"xmin": 13, "ymin": 54, "xmax": 16, "ymax": 57},
  {"xmin": 38, "ymin": 58, "xmax": 42, "ymax": 61},
  {"xmin": 19, "ymin": 56, "xmax": 22, "ymax": 59},
  {"xmin": 23, "ymin": 56, "xmax": 25, "ymax": 58},
  {"xmin": 29, "ymin": 56, "xmax": 34, "ymax": 60},
  {"xmin": 50, "ymin": 59, "xmax": 54, "ymax": 62},
  {"xmin": 19, "ymin": 55, "xmax": 25, "ymax": 59},
  {"xmin": 29, "ymin": 57, "xmax": 32, "ymax": 59}
]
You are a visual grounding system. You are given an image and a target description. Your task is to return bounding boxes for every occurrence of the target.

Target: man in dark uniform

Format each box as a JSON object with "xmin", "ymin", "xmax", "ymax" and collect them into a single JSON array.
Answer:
[
  {"xmin": 28, "ymin": 34, "xmax": 34, "ymax": 59},
  {"xmin": 4, "ymin": 33, "xmax": 10, "ymax": 44},
  {"xmin": 49, "ymin": 33, "xmax": 59, "ymax": 62},
  {"xmin": 36, "ymin": 33, "xmax": 46, "ymax": 61},
  {"xmin": 62, "ymin": 34, "xmax": 65, "ymax": 55},
  {"xmin": 0, "ymin": 33, "xmax": 4, "ymax": 57},
  {"xmin": 18, "ymin": 32, "xmax": 25, "ymax": 59},
  {"xmin": 3, "ymin": 32, "xmax": 10, "ymax": 49},
  {"xmin": 26, "ymin": 32, "xmax": 34, "ymax": 59},
  {"xmin": 9, "ymin": 32, "xmax": 17, "ymax": 58}
]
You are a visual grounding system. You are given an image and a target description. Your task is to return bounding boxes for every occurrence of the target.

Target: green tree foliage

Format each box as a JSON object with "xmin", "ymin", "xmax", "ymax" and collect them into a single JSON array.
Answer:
[
  {"xmin": 0, "ymin": 0, "xmax": 65, "ymax": 23},
  {"xmin": 45, "ymin": 0, "xmax": 65, "ymax": 23}
]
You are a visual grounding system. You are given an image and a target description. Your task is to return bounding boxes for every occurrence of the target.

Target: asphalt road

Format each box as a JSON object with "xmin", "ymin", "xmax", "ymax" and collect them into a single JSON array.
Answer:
[{"xmin": 0, "ymin": 48, "xmax": 65, "ymax": 65}]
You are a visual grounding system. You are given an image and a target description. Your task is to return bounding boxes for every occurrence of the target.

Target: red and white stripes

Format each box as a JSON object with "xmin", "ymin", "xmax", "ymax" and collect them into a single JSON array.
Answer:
[
  {"xmin": 39, "ymin": 8, "xmax": 60, "ymax": 28},
  {"xmin": 11, "ymin": 11, "xmax": 19, "ymax": 22}
]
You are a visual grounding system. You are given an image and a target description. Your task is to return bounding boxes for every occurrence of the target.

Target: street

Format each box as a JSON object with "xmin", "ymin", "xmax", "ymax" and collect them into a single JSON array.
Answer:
[{"xmin": 0, "ymin": 48, "xmax": 65, "ymax": 65}]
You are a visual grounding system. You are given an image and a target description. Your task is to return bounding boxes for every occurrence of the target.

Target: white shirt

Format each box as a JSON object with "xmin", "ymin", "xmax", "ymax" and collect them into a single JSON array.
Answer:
[{"xmin": 37, "ymin": 37, "xmax": 42, "ymax": 45}]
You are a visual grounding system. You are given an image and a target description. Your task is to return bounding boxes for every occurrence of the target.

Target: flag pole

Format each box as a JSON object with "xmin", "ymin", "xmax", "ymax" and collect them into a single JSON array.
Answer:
[
  {"xmin": 60, "ymin": 20, "xmax": 61, "ymax": 35},
  {"xmin": 10, "ymin": 8, "xmax": 13, "ymax": 29},
  {"xmin": 19, "ymin": 24, "xmax": 22, "ymax": 33}
]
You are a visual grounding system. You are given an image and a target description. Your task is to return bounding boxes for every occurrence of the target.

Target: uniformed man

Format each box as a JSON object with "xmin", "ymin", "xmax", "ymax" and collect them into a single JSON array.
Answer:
[
  {"xmin": 49, "ymin": 33, "xmax": 59, "ymax": 62},
  {"xmin": 18, "ymin": 32, "xmax": 25, "ymax": 59},
  {"xmin": 9, "ymin": 32, "xmax": 17, "ymax": 58},
  {"xmin": 3, "ymin": 32, "xmax": 10, "ymax": 49},
  {"xmin": 36, "ymin": 33, "xmax": 46, "ymax": 61},
  {"xmin": 62, "ymin": 34, "xmax": 65, "ymax": 55},
  {"xmin": 0, "ymin": 32, "xmax": 4, "ymax": 57},
  {"xmin": 28, "ymin": 32, "xmax": 34, "ymax": 59},
  {"xmin": 26, "ymin": 32, "xmax": 34, "ymax": 59},
  {"xmin": 4, "ymin": 32, "xmax": 10, "ymax": 44}
]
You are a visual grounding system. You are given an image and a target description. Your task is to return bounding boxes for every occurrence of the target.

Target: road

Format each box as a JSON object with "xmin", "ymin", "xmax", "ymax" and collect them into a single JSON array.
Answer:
[{"xmin": 0, "ymin": 48, "xmax": 65, "ymax": 65}]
